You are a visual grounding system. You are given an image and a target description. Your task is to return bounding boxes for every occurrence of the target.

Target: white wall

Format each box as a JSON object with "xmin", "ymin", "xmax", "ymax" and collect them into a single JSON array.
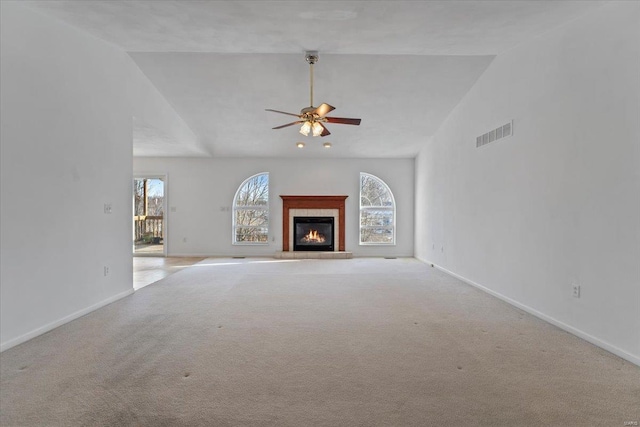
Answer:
[
  {"xmin": 134, "ymin": 157, "xmax": 414, "ymax": 257},
  {"xmin": 129, "ymin": 60, "xmax": 207, "ymax": 157},
  {"xmin": 0, "ymin": 2, "xmax": 193, "ymax": 350},
  {"xmin": 415, "ymin": 2, "xmax": 640, "ymax": 365}
]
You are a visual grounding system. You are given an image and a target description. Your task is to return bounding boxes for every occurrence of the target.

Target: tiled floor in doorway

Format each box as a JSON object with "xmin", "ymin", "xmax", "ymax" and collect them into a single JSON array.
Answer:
[{"xmin": 133, "ymin": 256, "xmax": 205, "ymax": 290}]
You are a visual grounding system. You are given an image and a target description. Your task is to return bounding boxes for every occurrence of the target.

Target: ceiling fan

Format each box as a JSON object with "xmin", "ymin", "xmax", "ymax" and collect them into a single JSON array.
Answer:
[{"xmin": 266, "ymin": 51, "xmax": 361, "ymax": 137}]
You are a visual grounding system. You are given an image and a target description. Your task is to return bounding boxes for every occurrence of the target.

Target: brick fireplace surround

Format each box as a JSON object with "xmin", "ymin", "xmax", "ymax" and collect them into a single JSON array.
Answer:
[{"xmin": 280, "ymin": 195, "xmax": 348, "ymax": 253}]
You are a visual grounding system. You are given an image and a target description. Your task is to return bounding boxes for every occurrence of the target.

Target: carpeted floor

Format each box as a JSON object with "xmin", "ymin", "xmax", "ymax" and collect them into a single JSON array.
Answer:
[{"xmin": 1, "ymin": 257, "xmax": 638, "ymax": 426}]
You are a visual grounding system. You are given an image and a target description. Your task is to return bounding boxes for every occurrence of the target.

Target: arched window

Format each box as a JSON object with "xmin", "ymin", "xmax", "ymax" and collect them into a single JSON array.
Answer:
[
  {"xmin": 360, "ymin": 173, "xmax": 395, "ymax": 245},
  {"xmin": 233, "ymin": 172, "xmax": 269, "ymax": 244}
]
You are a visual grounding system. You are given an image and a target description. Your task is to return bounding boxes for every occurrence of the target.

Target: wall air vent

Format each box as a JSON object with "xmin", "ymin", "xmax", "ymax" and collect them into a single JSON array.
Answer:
[{"xmin": 476, "ymin": 120, "xmax": 513, "ymax": 148}]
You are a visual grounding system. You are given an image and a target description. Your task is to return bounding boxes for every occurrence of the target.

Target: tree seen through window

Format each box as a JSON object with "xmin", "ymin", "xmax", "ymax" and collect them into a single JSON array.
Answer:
[
  {"xmin": 233, "ymin": 173, "xmax": 269, "ymax": 243},
  {"xmin": 360, "ymin": 173, "xmax": 395, "ymax": 244}
]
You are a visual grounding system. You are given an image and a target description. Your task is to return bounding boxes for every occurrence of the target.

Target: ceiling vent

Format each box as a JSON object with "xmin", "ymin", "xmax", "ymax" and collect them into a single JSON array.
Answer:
[{"xmin": 476, "ymin": 120, "xmax": 513, "ymax": 148}]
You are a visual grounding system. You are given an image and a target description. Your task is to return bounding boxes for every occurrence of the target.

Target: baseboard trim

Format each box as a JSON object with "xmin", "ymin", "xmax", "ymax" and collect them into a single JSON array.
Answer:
[
  {"xmin": 0, "ymin": 288, "xmax": 134, "ymax": 353},
  {"xmin": 422, "ymin": 260, "xmax": 640, "ymax": 367}
]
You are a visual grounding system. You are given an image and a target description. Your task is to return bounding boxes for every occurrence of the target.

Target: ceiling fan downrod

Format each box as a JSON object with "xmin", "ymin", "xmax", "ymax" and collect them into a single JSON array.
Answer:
[{"xmin": 305, "ymin": 51, "xmax": 318, "ymax": 108}]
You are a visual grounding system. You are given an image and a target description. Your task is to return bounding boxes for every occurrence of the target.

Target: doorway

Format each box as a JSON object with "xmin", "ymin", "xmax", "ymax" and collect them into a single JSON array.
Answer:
[{"xmin": 133, "ymin": 176, "xmax": 166, "ymax": 256}]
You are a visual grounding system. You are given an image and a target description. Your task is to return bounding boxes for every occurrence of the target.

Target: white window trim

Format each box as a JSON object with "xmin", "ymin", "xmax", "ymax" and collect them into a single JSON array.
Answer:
[
  {"xmin": 359, "ymin": 172, "xmax": 396, "ymax": 246},
  {"xmin": 232, "ymin": 172, "xmax": 269, "ymax": 245}
]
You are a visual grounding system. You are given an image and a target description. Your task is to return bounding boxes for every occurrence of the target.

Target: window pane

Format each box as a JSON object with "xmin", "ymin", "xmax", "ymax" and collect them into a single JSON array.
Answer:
[
  {"xmin": 235, "ymin": 227, "xmax": 268, "ymax": 243},
  {"xmin": 235, "ymin": 174, "xmax": 269, "ymax": 206},
  {"xmin": 233, "ymin": 173, "xmax": 269, "ymax": 244},
  {"xmin": 361, "ymin": 228, "xmax": 394, "ymax": 244},
  {"xmin": 359, "ymin": 173, "xmax": 396, "ymax": 245},
  {"xmin": 361, "ymin": 209, "xmax": 393, "ymax": 227},
  {"xmin": 134, "ymin": 179, "xmax": 145, "ymax": 216},
  {"xmin": 134, "ymin": 178, "xmax": 164, "ymax": 216},
  {"xmin": 360, "ymin": 174, "xmax": 393, "ymax": 207},
  {"xmin": 146, "ymin": 179, "xmax": 164, "ymax": 216},
  {"xmin": 235, "ymin": 209, "xmax": 268, "ymax": 227}
]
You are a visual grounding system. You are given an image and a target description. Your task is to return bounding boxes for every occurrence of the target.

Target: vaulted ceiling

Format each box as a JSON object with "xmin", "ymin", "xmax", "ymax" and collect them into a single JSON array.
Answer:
[{"xmin": 23, "ymin": 1, "xmax": 604, "ymax": 158}]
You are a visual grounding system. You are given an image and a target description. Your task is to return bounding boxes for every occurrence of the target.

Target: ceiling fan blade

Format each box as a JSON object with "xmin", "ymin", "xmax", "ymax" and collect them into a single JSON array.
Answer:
[
  {"xmin": 324, "ymin": 117, "xmax": 361, "ymax": 126},
  {"xmin": 319, "ymin": 123, "xmax": 331, "ymax": 137},
  {"xmin": 272, "ymin": 121, "xmax": 303, "ymax": 129},
  {"xmin": 314, "ymin": 103, "xmax": 335, "ymax": 117},
  {"xmin": 265, "ymin": 109, "xmax": 302, "ymax": 118}
]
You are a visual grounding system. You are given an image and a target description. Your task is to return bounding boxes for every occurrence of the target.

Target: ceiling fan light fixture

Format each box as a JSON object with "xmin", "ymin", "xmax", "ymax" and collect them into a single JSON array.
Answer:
[
  {"xmin": 296, "ymin": 142, "xmax": 305, "ymax": 148},
  {"xmin": 323, "ymin": 142, "xmax": 332, "ymax": 148},
  {"xmin": 299, "ymin": 121, "xmax": 311, "ymax": 136},
  {"xmin": 266, "ymin": 51, "xmax": 361, "ymax": 138},
  {"xmin": 312, "ymin": 121, "xmax": 324, "ymax": 137}
]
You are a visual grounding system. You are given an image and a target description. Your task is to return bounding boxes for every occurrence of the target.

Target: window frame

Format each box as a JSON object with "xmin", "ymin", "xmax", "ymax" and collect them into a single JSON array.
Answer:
[
  {"xmin": 359, "ymin": 172, "xmax": 396, "ymax": 246},
  {"xmin": 232, "ymin": 172, "xmax": 269, "ymax": 245}
]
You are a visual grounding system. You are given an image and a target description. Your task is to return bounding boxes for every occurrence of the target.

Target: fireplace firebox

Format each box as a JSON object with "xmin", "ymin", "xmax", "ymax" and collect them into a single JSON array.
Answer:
[{"xmin": 293, "ymin": 217, "xmax": 334, "ymax": 251}]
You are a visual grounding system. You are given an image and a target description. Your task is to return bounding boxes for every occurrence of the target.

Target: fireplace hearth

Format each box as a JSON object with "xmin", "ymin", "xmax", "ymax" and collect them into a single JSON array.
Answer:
[{"xmin": 293, "ymin": 217, "xmax": 334, "ymax": 251}]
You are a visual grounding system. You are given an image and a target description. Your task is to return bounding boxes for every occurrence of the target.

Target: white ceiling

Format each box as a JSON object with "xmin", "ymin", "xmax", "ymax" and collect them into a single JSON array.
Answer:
[{"xmin": 23, "ymin": 1, "xmax": 604, "ymax": 158}]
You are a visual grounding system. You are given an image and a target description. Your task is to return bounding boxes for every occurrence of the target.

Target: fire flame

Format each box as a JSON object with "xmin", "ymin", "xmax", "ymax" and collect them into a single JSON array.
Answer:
[{"xmin": 301, "ymin": 229, "xmax": 326, "ymax": 243}]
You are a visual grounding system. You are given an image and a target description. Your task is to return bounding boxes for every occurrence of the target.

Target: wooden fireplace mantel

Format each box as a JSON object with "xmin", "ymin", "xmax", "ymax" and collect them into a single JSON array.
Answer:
[{"xmin": 280, "ymin": 195, "xmax": 348, "ymax": 251}]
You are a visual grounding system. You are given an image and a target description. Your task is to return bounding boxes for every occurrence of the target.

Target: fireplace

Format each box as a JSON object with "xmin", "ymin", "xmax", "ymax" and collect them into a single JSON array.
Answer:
[
  {"xmin": 293, "ymin": 217, "xmax": 334, "ymax": 251},
  {"xmin": 280, "ymin": 195, "xmax": 347, "ymax": 252}
]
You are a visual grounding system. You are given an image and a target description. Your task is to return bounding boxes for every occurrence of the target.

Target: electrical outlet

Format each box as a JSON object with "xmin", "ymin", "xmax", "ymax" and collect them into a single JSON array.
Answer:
[
  {"xmin": 103, "ymin": 266, "xmax": 109, "ymax": 276},
  {"xmin": 103, "ymin": 203, "xmax": 112, "ymax": 214},
  {"xmin": 572, "ymin": 284, "xmax": 580, "ymax": 298}
]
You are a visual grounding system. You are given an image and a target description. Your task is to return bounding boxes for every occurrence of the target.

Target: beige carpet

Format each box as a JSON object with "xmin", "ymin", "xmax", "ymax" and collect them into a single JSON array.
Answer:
[{"xmin": 1, "ymin": 258, "xmax": 638, "ymax": 426}]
